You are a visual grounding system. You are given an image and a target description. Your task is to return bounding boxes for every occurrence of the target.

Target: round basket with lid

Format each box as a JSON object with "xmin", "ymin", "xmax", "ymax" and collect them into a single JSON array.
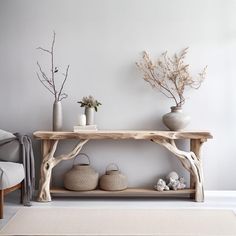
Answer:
[
  {"xmin": 64, "ymin": 153, "xmax": 99, "ymax": 191},
  {"xmin": 99, "ymin": 163, "xmax": 128, "ymax": 191}
]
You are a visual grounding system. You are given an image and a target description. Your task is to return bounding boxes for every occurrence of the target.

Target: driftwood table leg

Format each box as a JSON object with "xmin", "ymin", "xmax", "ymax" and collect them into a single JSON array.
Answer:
[
  {"xmin": 190, "ymin": 139, "xmax": 204, "ymax": 202},
  {"xmin": 152, "ymin": 138, "xmax": 205, "ymax": 202},
  {"xmin": 189, "ymin": 172, "xmax": 195, "ymax": 199},
  {"xmin": 37, "ymin": 139, "xmax": 88, "ymax": 202},
  {"xmin": 42, "ymin": 140, "xmax": 54, "ymax": 158},
  {"xmin": 37, "ymin": 140, "xmax": 56, "ymax": 202}
]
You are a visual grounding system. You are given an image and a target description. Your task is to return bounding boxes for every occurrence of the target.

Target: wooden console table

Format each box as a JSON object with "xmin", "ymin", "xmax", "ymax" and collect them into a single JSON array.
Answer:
[{"xmin": 33, "ymin": 130, "xmax": 212, "ymax": 202}]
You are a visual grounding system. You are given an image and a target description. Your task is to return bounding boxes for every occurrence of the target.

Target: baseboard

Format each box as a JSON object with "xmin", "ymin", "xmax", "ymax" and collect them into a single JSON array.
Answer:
[{"xmin": 205, "ymin": 190, "xmax": 236, "ymax": 197}]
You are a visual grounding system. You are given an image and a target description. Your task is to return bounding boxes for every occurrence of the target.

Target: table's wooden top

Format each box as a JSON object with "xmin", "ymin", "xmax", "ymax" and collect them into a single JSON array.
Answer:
[{"xmin": 33, "ymin": 130, "xmax": 213, "ymax": 140}]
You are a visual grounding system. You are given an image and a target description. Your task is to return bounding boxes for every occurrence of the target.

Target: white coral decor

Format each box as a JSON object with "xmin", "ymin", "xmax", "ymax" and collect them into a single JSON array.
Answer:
[
  {"xmin": 154, "ymin": 179, "xmax": 169, "ymax": 191},
  {"xmin": 166, "ymin": 171, "xmax": 179, "ymax": 181},
  {"xmin": 154, "ymin": 172, "xmax": 186, "ymax": 191},
  {"xmin": 167, "ymin": 177, "xmax": 186, "ymax": 190}
]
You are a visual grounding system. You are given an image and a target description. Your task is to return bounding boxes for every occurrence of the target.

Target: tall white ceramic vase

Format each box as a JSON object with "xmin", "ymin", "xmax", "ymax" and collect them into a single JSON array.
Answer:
[
  {"xmin": 53, "ymin": 100, "xmax": 63, "ymax": 131},
  {"xmin": 162, "ymin": 106, "xmax": 190, "ymax": 131}
]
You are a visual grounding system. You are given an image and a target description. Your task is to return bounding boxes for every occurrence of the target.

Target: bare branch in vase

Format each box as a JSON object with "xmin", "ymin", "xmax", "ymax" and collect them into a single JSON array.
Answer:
[{"xmin": 36, "ymin": 32, "xmax": 69, "ymax": 102}]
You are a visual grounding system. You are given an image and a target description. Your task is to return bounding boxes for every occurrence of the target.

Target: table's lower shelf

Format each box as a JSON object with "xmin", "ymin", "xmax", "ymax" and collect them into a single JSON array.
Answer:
[{"xmin": 50, "ymin": 187, "xmax": 195, "ymax": 197}]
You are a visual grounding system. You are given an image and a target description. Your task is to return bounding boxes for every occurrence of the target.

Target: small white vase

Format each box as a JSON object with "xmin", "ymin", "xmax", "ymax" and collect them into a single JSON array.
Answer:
[
  {"xmin": 78, "ymin": 114, "xmax": 86, "ymax": 126},
  {"xmin": 85, "ymin": 107, "xmax": 95, "ymax": 125},
  {"xmin": 162, "ymin": 106, "xmax": 190, "ymax": 131},
  {"xmin": 53, "ymin": 101, "xmax": 63, "ymax": 131}
]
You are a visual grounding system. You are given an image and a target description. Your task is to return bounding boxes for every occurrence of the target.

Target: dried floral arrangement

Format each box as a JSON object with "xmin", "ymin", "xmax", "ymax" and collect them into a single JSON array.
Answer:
[
  {"xmin": 77, "ymin": 96, "xmax": 102, "ymax": 111},
  {"xmin": 136, "ymin": 48, "xmax": 207, "ymax": 107},
  {"xmin": 36, "ymin": 32, "xmax": 69, "ymax": 102}
]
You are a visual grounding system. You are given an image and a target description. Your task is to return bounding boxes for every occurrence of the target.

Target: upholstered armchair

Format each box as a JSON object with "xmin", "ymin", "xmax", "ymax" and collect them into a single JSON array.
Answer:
[{"xmin": 0, "ymin": 130, "xmax": 35, "ymax": 219}]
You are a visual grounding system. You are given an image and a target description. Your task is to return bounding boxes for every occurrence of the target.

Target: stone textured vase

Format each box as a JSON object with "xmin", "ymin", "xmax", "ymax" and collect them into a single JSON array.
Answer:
[
  {"xmin": 162, "ymin": 106, "xmax": 190, "ymax": 131},
  {"xmin": 53, "ymin": 101, "xmax": 63, "ymax": 131},
  {"xmin": 85, "ymin": 107, "xmax": 95, "ymax": 125}
]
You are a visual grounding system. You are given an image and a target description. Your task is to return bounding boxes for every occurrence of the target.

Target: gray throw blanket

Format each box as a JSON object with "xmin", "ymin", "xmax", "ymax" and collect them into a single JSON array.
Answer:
[
  {"xmin": 16, "ymin": 134, "xmax": 35, "ymax": 206},
  {"xmin": 0, "ymin": 134, "xmax": 35, "ymax": 206}
]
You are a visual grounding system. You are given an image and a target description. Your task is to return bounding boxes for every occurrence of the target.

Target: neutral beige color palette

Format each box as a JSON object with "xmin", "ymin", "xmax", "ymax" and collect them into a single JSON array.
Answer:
[
  {"xmin": 34, "ymin": 130, "xmax": 212, "ymax": 202},
  {"xmin": 1, "ymin": 208, "xmax": 235, "ymax": 235}
]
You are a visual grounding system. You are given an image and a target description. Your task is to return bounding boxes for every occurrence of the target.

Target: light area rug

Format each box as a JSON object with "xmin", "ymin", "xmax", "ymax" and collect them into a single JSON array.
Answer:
[{"xmin": 0, "ymin": 208, "xmax": 236, "ymax": 236}]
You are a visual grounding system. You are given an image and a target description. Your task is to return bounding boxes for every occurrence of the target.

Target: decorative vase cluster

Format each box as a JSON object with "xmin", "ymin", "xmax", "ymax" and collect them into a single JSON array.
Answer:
[
  {"xmin": 136, "ymin": 48, "xmax": 207, "ymax": 131},
  {"xmin": 36, "ymin": 33, "xmax": 207, "ymax": 132},
  {"xmin": 77, "ymin": 95, "xmax": 102, "ymax": 126}
]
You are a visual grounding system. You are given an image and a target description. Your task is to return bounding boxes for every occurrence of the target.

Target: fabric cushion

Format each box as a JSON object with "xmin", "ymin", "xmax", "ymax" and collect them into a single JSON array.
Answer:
[
  {"xmin": 0, "ymin": 140, "xmax": 20, "ymax": 162},
  {"xmin": 0, "ymin": 161, "xmax": 25, "ymax": 190},
  {"xmin": 0, "ymin": 129, "xmax": 16, "ymax": 141}
]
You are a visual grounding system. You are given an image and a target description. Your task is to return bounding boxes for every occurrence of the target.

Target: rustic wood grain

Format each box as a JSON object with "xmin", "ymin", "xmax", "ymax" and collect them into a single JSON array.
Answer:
[
  {"xmin": 37, "ymin": 140, "xmax": 88, "ymax": 202},
  {"xmin": 50, "ymin": 187, "xmax": 195, "ymax": 197},
  {"xmin": 35, "ymin": 130, "xmax": 212, "ymax": 202},
  {"xmin": 34, "ymin": 130, "xmax": 212, "ymax": 140}
]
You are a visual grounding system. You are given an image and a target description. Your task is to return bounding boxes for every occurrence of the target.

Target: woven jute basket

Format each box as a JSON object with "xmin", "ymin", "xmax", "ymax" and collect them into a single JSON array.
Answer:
[
  {"xmin": 99, "ymin": 163, "xmax": 128, "ymax": 191},
  {"xmin": 64, "ymin": 153, "xmax": 99, "ymax": 191}
]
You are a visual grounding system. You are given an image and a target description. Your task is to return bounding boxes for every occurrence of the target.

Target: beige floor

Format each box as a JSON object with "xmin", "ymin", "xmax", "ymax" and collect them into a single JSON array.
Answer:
[
  {"xmin": 1, "ymin": 191, "xmax": 236, "ymax": 233},
  {"xmin": 1, "ymin": 208, "xmax": 236, "ymax": 235}
]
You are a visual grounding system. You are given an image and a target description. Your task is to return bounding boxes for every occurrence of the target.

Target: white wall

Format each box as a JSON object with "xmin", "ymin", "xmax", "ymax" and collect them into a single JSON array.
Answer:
[{"xmin": 0, "ymin": 0, "xmax": 235, "ymax": 190}]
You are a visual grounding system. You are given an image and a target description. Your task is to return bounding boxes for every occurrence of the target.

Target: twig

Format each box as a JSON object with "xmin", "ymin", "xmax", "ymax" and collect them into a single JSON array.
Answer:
[
  {"xmin": 51, "ymin": 32, "xmax": 57, "ymax": 100},
  {"xmin": 58, "ymin": 65, "xmax": 69, "ymax": 101},
  {"xmin": 136, "ymin": 48, "xmax": 206, "ymax": 107},
  {"xmin": 36, "ymin": 72, "xmax": 55, "ymax": 95},
  {"xmin": 37, "ymin": 47, "xmax": 51, "ymax": 54},
  {"xmin": 36, "ymin": 32, "xmax": 69, "ymax": 101}
]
